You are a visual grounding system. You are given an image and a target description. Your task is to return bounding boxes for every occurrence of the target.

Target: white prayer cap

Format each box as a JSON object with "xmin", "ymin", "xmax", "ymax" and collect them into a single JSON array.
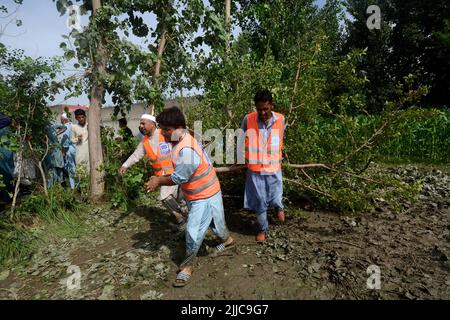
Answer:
[
  {"xmin": 61, "ymin": 112, "xmax": 68, "ymax": 119},
  {"xmin": 141, "ymin": 114, "xmax": 156, "ymax": 123}
]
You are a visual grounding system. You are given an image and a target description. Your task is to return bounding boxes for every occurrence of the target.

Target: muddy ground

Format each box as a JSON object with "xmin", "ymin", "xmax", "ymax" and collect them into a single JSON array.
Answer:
[{"xmin": 0, "ymin": 165, "xmax": 449, "ymax": 300}]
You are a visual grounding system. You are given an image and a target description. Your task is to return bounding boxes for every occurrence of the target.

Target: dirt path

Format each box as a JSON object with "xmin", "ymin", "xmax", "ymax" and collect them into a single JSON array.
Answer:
[{"xmin": 0, "ymin": 165, "xmax": 449, "ymax": 300}]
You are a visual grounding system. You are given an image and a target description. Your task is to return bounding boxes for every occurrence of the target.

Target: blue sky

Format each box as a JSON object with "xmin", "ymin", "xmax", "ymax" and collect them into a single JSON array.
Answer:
[{"xmin": 1, "ymin": 0, "xmax": 327, "ymax": 106}]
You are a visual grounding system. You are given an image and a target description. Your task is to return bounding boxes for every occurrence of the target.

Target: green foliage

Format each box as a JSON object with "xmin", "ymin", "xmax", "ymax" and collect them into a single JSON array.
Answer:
[
  {"xmin": 188, "ymin": 51, "xmax": 287, "ymax": 128},
  {"xmin": 14, "ymin": 185, "xmax": 83, "ymax": 221},
  {"xmin": 0, "ymin": 44, "xmax": 64, "ymax": 202},
  {"xmin": 1, "ymin": 0, "xmax": 438, "ymax": 217},
  {"xmin": 183, "ymin": 0, "xmax": 431, "ymax": 213},
  {"xmin": 343, "ymin": 0, "xmax": 450, "ymax": 109},
  {"xmin": 100, "ymin": 127, "xmax": 148, "ymax": 210},
  {"xmin": 284, "ymin": 164, "xmax": 422, "ymax": 214},
  {"xmin": 71, "ymin": 163, "xmax": 89, "ymax": 202},
  {"xmin": 0, "ymin": 185, "xmax": 87, "ymax": 265},
  {"xmin": 324, "ymin": 49, "xmax": 369, "ymax": 115},
  {"xmin": 380, "ymin": 108, "xmax": 450, "ymax": 163},
  {"xmin": 0, "ymin": 44, "xmax": 62, "ymax": 134},
  {"xmin": 55, "ymin": 0, "xmax": 206, "ymax": 116},
  {"xmin": 0, "ymin": 220, "xmax": 34, "ymax": 266}
]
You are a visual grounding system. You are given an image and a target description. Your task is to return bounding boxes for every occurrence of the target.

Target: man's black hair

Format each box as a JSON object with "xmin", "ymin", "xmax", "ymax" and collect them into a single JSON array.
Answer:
[
  {"xmin": 74, "ymin": 109, "xmax": 86, "ymax": 116},
  {"xmin": 118, "ymin": 117, "xmax": 127, "ymax": 126},
  {"xmin": 156, "ymin": 106, "xmax": 187, "ymax": 129},
  {"xmin": 254, "ymin": 89, "xmax": 273, "ymax": 104}
]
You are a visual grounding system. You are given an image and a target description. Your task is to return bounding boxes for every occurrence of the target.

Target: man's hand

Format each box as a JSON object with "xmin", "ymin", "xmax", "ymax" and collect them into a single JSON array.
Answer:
[
  {"xmin": 56, "ymin": 128, "xmax": 66, "ymax": 136},
  {"xmin": 118, "ymin": 166, "xmax": 127, "ymax": 176},
  {"xmin": 145, "ymin": 176, "xmax": 160, "ymax": 193}
]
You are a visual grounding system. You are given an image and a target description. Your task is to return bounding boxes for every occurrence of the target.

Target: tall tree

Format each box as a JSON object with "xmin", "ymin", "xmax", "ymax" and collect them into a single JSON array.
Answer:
[
  {"xmin": 87, "ymin": 0, "xmax": 106, "ymax": 200},
  {"xmin": 341, "ymin": 0, "xmax": 393, "ymax": 113},
  {"xmin": 0, "ymin": 45, "xmax": 63, "ymax": 211},
  {"xmin": 225, "ymin": 0, "xmax": 231, "ymax": 58},
  {"xmin": 343, "ymin": 0, "xmax": 450, "ymax": 110},
  {"xmin": 387, "ymin": 0, "xmax": 450, "ymax": 107},
  {"xmin": 53, "ymin": 0, "xmax": 207, "ymax": 199}
]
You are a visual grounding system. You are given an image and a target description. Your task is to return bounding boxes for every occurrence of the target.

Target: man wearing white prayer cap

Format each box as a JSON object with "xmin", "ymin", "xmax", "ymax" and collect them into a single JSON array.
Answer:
[
  {"xmin": 140, "ymin": 114, "xmax": 156, "ymax": 122},
  {"xmin": 119, "ymin": 113, "xmax": 187, "ymax": 231}
]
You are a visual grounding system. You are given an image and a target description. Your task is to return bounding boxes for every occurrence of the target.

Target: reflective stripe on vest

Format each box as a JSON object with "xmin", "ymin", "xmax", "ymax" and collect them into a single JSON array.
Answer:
[
  {"xmin": 244, "ymin": 111, "xmax": 284, "ymax": 173},
  {"xmin": 245, "ymin": 147, "xmax": 280, "ymax": 155},
  {"xmin": 172, "ymin": 133, "xmax": 221, "ymax": 201},
  {"xmin": 143, "ymin": 131, "xmax": 174, "ymax": 176},
  {"xmin": 182, "ymin": 175, "xmax": 219, "ymax": 195}
]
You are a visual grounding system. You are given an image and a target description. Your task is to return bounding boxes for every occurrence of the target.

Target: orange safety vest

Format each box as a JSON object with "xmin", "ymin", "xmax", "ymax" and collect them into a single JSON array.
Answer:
[
  {"xmin": 172, "ymin": 132, "xmax": 221, "ymax": 201},
  {"xmin": 245, "ymin": 111, "xmax": 284, "ymax": 173},
  {"xmin": 142, "ymin": 130, "xmax": 174, "ymax": 176}
]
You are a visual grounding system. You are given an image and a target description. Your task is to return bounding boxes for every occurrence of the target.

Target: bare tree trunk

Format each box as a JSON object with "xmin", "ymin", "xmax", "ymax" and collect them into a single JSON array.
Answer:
[
  {"xmin": 287, "ymin": 60, "xmax": 302, "ymax": 126},
  {"xmin": 179, "ymin": 87, "xmax": 185, "ymax": 113},
  {"xmin": 11, "ymin": 126, "xmax": 23, "ymax": 216},
  {"xmin": 88, "ymin": 0, "xmax": 106, "ymax": 201},
  {"xmin": 11, "ymin": 102, "xmax": 35, "ymax": 214},
  {"xmin": 154, "ymin": 28, "xmax": 167, "ymax": 82},
  {"xmin": 149, "ymin": 28, "xmax": 167, "ymax": 115},
  {"xmin": 225, "ymin": 0, "xmax": 231, "ymax": 58},
  {"xmin": 36, "ymin": 161, "xmax": 47, "ymax": 196},
  {"xmin": 28, "ymin": 138, "xmax": 49, "ymax": 197},
  {"xmin": 222, "ymin": 0, "xmax": 233, "ymax": 119}
]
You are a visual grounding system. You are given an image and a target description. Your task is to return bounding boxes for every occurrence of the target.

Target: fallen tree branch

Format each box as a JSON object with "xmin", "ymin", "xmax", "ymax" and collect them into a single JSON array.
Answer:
[
  {"xmin": 286, "ymin": 163, "xmax": 330, "ymax": 170},
  {"xmin": 214, "ymin": 163, "xmax": 329, "ymax": 173},
  {"xmin": 301, "ymin": 168, "xmax": 313, "ymax": 181},
  {"xmin": 335, "ymin": 120, "xmax": 389, "ymax": 166},
  {"xmin": 214, "ymin": 165, "xmax": 246, "ymax": 173},
  {"xmin": 214, "ymin": 162, "xmax": 383, "ymax": 185},
  {"xmin": 284, "ymin": 178, "xmax": 334, "ymax": 199}
]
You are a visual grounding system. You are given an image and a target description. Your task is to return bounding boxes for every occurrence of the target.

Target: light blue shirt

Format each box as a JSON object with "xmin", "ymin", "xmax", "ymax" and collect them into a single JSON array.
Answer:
[
  {"xmin": 170, "ymin": 147, "xmax": 201, "ymax": 185},
  {"xmin": 60, "ymin": 122, "xmax": 74, "ymax": 151}
]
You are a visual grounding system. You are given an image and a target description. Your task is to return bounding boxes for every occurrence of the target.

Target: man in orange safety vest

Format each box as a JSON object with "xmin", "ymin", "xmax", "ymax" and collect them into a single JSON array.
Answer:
[
  {"xmin": 145, "ymin": 107, "xmax": 234, "ymax": 287},
  {"xmin": 119, "ymin": 114, "xmax": 188, "ymax": 230}
]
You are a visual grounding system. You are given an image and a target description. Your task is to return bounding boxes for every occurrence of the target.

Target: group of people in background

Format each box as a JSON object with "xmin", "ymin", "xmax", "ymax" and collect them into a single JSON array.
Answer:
[
  {"xmin": 44, "ymin": 108, "xmax": 91, "ymax": 189},
  {"xmin": 0, "ymin": 108, "xmax": 91, "ymax": 197}
]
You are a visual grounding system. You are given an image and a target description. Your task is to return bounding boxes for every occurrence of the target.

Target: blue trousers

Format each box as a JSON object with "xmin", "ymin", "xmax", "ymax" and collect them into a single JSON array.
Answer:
[
  {"xmin": 180, "ymin": 191, "xmax": 230, "ymax": 268},
  {"xmin": 244, "ymin": 170, "xmax": 284, "ymax": 232}
]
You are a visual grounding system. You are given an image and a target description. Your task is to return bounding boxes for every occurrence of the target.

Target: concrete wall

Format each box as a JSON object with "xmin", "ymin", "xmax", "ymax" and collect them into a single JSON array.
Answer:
[{"xmin": 49, "ymin": 98, "xmax": 197, "ymax": 137}]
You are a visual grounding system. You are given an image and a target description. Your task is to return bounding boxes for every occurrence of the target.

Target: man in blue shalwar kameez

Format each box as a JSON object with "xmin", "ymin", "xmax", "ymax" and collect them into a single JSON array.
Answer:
[{"xmin": 241, "ymin": 90, "xmax": 286, "ymax": 242}]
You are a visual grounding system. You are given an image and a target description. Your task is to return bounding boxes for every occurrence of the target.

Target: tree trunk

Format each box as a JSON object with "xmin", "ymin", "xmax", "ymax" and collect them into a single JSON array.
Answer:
[
  {"xmin": 27, "ymin": 138, "xmax": 49, "ymax": 197},
  {"xmin": 88, "ymin": 0, "xmax": 106, "ymax": 201},
  {"xmin": 36, "ymin": 160, "xmax": 47, "ymax": 196},
  {"xmin": 149, "ymin": 28, "xmax": 167, "ymax": 115},
  {"xmin": 222, "ymin": 0, "xmax": 233, "ymax": 119},
  {"xmin": 11, "ymin": 128, "xmax": 23, "ymax": 216},
  {"xmin": 225, "ymin": 0, "xmax": 231, "ymax": 58}
]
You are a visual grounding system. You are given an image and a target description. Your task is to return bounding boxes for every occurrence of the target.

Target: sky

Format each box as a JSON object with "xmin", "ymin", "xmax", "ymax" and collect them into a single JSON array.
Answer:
[{"xmin": 1, "ymin": 0, "xmax": 327, "ymax": 106}]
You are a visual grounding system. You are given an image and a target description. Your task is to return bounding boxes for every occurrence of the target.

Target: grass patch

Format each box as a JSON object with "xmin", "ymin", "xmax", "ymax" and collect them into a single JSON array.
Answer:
[{"xmin": 0, "ymin": 185, "xmax": 91, "ymax": 267}]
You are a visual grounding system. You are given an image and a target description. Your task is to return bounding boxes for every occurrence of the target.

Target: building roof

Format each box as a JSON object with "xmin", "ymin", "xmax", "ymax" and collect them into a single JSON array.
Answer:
[{"xmin": 52, "ymin": 104, "xmax": 90, "ymax": 112}]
